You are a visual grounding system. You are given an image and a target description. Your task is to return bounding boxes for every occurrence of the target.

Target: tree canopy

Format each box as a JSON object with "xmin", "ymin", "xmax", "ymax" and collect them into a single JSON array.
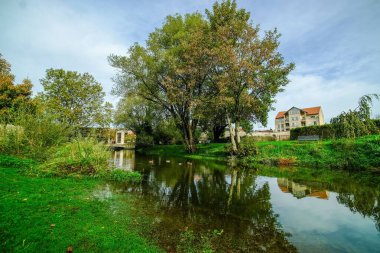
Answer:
[
  {"xmin": 0, "ymin": 54, "xmax": 35, "ymax": 122},
  {"xmin": 110, "ymin": 0, "xmax": 294, "ymax": 153},
  {"xmin": 39, "ymin": 69, "xmax": 112, "ymax": 128}
]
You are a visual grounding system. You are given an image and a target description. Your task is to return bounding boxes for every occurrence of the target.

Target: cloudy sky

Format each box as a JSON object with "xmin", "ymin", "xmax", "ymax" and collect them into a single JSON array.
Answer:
[{"xmin": 1, "ymin": 0, "xmax": 379, "ymax": 129}]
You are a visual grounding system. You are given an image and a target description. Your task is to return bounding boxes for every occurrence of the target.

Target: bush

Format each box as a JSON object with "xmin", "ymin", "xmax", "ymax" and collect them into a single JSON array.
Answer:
[
  {"xmin": 109, "ymin": 169, "xmax": 142, "ymax": 183},
  {"xmin": 136, "ymin": 134, "xmax": 154, "ymax": 148},
  {"xmin": 226, "ymin": 137, "xmax": 259, "ymax": 157},
  {"xmin": 39, "ymin": 137, "xmax": 110, "ymax": 177},
  {"xmin": 374, "ymin": 119, "xmax": 380, "ymax": 129},
  {"xmin": 0, "ymin": 107, "xmax": 70, "ymax": 160}
]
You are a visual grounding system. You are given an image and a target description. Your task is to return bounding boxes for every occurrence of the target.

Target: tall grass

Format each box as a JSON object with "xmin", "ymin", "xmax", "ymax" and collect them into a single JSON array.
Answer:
[
  {"xmin": 39, "ymin": 137, "xmax": 110, "ymax": 177},
  {"xmin": 0, "ymin": 107, "xmax": 70, "ymax": 160}
]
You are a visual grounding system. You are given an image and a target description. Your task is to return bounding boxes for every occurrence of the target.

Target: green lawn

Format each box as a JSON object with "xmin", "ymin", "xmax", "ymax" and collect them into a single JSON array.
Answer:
[{"xmin": 0, "ymin": 166, "xmax": 161, "ymax": 253}]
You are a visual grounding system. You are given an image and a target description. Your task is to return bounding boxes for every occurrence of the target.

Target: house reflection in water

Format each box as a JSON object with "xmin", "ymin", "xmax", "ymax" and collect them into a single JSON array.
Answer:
[
  {"xmin": 113, "ymin": 150, "xmax": 135, "ymax": 171},
  {"xmin": 277, "ymin": 178, "xmax": 329, "ymax": 199}
]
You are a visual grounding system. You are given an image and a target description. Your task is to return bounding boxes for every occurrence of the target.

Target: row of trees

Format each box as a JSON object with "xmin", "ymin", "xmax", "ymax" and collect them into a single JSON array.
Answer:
[
  {"xmin": 1, "ymin": 54, "xmax": 112, "ymax": 129},
  {"xmin": 109, "ymin": 0, "xmax": 294, "ymax": 153}
]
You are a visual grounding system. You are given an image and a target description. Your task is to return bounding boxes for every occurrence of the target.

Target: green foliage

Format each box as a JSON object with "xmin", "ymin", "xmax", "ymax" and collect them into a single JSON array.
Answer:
[
  {"xmin": 109, "ymin": 169, "xmax": 142, "ymax": 183},
  {"xmin": 110, "ymin": 1, "xmax": 293, "ymax": 153},
  {"xmin": 226, "ymin": 137, "xmax": 258, "ymax": 157},
  {"xmin": 39, "ymin": 68, "xmax": 112, "ymax": 128},
  {"xmin": 251, "ymin": 135, "xmax": 380, "ymax": 172},
  {"xmin": 39, "ymin": 137, "xmax": 110, "ymax": 177},
  {"xmin": 290, "ymin": 124, "xmax": 336, "ymax": 140},
  {"xmin": 374, "ymin": 119, "xmax": 380, "ymax": 129},
  {"xmin": 153, "ymin": 119, "xmax": 183, "ymax": 145},
  {"xmin": 291, "ymin": 120, "xmax": 380, "ymax": 140},
  {"xmin": 0, "ymin": 54, "xmax": 36, "ymax": 123},
  {"xmin": 330, "ymin": 94, "xmax": 379, "ymax": 138},
  {"xmin": 136, "ymin": 134, "xmax": 155, "ymax": 148},
  {"xmin": 0, "ymin": 106, "xmax": 69, "ymax": 160},
  {"xmin": 240, "ymin": 120, "xmax": 253, "ymax": 133}
]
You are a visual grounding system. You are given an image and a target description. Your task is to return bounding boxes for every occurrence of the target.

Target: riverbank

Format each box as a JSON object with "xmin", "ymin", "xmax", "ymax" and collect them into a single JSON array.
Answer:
[
  {"xmin": 0, "ymin": 163, "xmax": 161, "ymax": 252},
  {"xmin": 140, "ymin": 134, "xmax": 380, "ymax": 172},
  {"xmin": 138, "ymin": 143, "xmax": 226, "ymax": 161}
]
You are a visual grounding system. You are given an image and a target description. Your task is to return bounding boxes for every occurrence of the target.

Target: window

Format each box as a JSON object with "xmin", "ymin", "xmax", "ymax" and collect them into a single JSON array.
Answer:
[
  {"xmin": 314, "ymin": 121, "xmax": 317, "ymax": 125},
  {"xmin": 117, "ymin": 133, "xmax": 122, "ymax": 143},
  {"xmin": 292, "ymin": 123, "xmax": 295, "ymax": 126}
]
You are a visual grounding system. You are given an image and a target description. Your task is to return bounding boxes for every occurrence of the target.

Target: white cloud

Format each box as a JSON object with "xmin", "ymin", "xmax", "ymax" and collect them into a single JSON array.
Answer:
[{"xmin": 1, "ymin": 0, "xmax": 379, "ymax": 117}]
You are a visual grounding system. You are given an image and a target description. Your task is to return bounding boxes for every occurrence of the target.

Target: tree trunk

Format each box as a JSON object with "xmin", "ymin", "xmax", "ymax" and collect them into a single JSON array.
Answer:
[
  {"xmin": 227, "ymin": 115, "xmax": 237, "ymax": 153},
  {"xmin": 227, "ymin": 169, "xmax": 237, "ymax": 208},
  {"xmin": 180, "ymin": 119, "xmax": 196, "ymax": 154},
  {"xmin": 187, "ymin": 124, "xmax": 196, "ymax": 153},
  {"xmin": 234, "ymin": 121, "xmax": 241, "ymax": 149},
  {"xmin": 212, "ymin": 124, "xmax": 226, "ymax": 142}
]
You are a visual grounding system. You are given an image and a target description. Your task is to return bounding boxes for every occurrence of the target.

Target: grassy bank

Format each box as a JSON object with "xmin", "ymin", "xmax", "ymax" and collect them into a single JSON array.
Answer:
[
  {"xmin": 251, "ymin": 134, "xmax": 380, "ymax": 171},
  {"xmin": 0, "ymin": 163, "xmax": 161, "ymax": 252},
  {"xmin": 141, "ymin": 135, "xmax": 380, "ymax": 171},
  {"xmin": 138, "ymin": 143, "xmax": 226, "ymax": 161}
]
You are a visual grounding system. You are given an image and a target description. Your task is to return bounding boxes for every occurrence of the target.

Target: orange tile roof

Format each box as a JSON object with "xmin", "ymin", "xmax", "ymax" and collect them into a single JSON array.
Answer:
[
  {"xmin": 309, "ymin": 191, "xmax": 329, "ymax": 199},
  {"xmin": 302, "ymin": 106, "xmax": 321, "ymax": 115},
  {"xmin": 275, "ymin": 111, "xmax": 286, "ymax": 119},
  {"xmin": 275, "ymin": 106, "xmax": 321, "ymax": 119}
]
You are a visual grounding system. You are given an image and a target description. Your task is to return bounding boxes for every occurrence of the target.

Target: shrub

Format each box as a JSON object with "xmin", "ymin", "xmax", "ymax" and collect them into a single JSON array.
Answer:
[
  {"xmin": 39, "ymin": 137, "xmax": 110, "ymax": 177},
  {"xmin": 136, "ymin": 134, "xmax": 154, "ymax": 148},
  {"xmin": 109, "ymin": 169, "xmax": 142, "ymax": 183},
  {"xmin": 0, "ymin": 107, "xmax": 70, "ymax": 160},
  {"xmin": 226, "ymin": 137, "xmax": 259, "ymax": 157}
]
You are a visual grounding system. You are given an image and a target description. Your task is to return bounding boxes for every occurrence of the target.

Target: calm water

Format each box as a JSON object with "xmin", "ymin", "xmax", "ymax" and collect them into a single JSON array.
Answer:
[{"xmin": 110, "ymin": 150, "xmax": 380, "ymax": 253}]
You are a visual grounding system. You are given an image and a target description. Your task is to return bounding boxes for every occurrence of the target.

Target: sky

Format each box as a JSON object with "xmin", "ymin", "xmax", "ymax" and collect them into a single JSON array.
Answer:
[{"xmin": 1, "ymin": 0, "xmax": 379, "ymax": 129}]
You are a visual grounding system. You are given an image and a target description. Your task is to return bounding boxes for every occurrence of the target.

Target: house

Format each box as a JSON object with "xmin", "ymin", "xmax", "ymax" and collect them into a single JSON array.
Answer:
[{"xmin": 275, "ymin": 106, "xmax": 324, "ymax": 132}]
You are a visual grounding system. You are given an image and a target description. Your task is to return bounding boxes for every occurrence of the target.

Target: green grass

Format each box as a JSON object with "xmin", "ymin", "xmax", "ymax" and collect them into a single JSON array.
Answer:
[
  {"xmin": 140, "ymin": 135, "xmax": 380, "ymax": 171},
  {"xmin": 139, "ymin": 143, "xmax": 227, "ymax": 161},
  {"xmin": 0, "ymin": 165, "xmax": 161, "ymax": 252},
  {"xmin": 250, "ymin": 134, "xmax": 380, "ymax": 171}
]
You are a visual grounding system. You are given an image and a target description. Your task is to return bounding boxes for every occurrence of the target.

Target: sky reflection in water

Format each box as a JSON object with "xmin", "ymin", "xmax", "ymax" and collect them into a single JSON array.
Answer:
[{"xmin": 111, "ymin": 150, "xmax": 380, "ymax": 253}]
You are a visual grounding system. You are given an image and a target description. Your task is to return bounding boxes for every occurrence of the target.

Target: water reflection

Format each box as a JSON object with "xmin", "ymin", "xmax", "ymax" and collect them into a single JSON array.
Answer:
[
  {"xmin": 112, "ymin": 150, "xmax": 135, "ymax": 171},
  {"xmin": 277, "ymin": 178, "xmax": 329, "ymax": 199},
  {"xmin": 110, "ymin": 151, "xmax": 380, "ymax": 252}
]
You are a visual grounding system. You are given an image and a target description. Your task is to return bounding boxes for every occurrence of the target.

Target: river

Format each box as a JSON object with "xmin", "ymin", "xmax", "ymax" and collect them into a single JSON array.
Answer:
[{"xmin": 108, "ymin": 150, "xmax": 380, "ymax": 253}]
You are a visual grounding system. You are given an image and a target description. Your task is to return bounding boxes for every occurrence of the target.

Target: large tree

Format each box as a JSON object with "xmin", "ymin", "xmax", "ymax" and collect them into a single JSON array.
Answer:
[
  {"xmin": 109, "ymin": 14, "xmax": 216, "ymax": 153},
  {"xmin": 0, "ymin": 54, "xmax": 35, "ymax": 122},
  {"xmin": 39, "ymin": 69, "xmax": 112, "ymax": 128},
  {"xmin": 110, "ymin": 1, "xmax": 293, "ymax": 153},
  {"xmin": 206, "ymin": 0, "xmax": 294, "ymax": 152}
]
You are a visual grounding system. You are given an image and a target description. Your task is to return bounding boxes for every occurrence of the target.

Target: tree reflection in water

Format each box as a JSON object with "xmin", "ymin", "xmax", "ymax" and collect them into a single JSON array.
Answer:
[
  {"xmin": 117, "ymin": 157, "xmax": 297, "ymax": 252},
  {"xmin": 110, "ymin": 153, "xmax": 380, "ymax": 252}
]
